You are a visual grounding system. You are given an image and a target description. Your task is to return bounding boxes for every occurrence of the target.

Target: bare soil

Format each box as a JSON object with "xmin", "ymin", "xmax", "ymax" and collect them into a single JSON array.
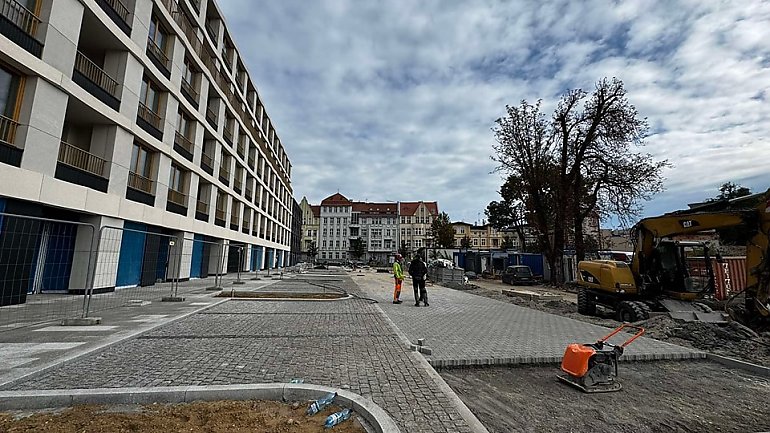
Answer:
[
  {"xmin": 216, "ymin": 291, "xmax": 346, "ymax": 299},
  {"xmin": 0, "ymin": 400, "xmax": 365, "ymax": 433},
  {"xmin": 442, "ymin": 361, "xmax": 770, "ymax": 433},
  {"xmin": 453, "ymin": 280, "xmax": 770, "ymax": 366}
]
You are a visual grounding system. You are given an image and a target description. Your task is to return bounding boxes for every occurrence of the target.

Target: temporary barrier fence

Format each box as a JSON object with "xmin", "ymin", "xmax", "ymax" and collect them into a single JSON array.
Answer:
[{"xmin": 0, "ymin": 213, "xmax": 95, "ymax": 330}]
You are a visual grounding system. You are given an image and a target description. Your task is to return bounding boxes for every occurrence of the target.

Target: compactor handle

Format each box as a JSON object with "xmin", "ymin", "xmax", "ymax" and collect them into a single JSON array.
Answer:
[{"xmin": 599, "ymin": 323, "xmax": 646, "ymax": 348}]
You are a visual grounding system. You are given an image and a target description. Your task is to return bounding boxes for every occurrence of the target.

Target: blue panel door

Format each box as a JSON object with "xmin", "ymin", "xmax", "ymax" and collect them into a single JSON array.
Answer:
[
  {"xmin": 40, "ymin": 222, "xmax": 77, "ymax": 292},
  {"xmin": 116, "ymin": 222, "xmax": 146, "ymax": 287},
  {"xmin": 190, "ymin": 234, "xmax": 204, "ymax": 278}
]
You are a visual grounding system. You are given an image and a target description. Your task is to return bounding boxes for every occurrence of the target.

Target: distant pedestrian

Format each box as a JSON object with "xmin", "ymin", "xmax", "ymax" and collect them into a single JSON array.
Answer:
[
  {"xmin": 392, "ymin": 254, "xmax": 404, "ymax": 304},
  {"xmin": 409, "ymin": 255, "xmax": 429, "ymax": 306}
]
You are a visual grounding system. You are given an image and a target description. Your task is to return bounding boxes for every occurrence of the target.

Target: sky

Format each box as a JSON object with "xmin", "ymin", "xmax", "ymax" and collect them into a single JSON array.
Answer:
[{"xmin": 219, "ymin": 0, "xmax": 770, "ymax": 227}]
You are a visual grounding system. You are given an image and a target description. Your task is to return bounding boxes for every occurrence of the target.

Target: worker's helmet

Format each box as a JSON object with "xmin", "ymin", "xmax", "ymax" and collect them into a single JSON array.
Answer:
[{"xmin": 395, "ymin": 254, "xmax": 402, "ymax": 259}]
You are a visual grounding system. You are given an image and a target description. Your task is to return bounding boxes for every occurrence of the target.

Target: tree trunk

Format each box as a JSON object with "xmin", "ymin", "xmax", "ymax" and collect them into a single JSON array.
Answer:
[{"xmin": 574, "ymin": 217, "xmax": 585, "ymax": 262}]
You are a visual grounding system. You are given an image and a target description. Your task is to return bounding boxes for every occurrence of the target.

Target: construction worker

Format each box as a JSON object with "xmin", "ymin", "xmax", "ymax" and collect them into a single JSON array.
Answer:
[{"xmin": 392, "ymin": 254, "xmax": 404, "ymax": 304}]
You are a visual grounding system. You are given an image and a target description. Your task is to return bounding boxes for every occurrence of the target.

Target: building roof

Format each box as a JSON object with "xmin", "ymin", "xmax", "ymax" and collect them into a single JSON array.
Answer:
[
  {"xmin": 399, "ymin": 201, "xmax": 439, "ymax": 216},
  {"xmin": 310, "ymin": 205, "xmax": 320, "ymax": 217},
  {"xmin": 353, "ymin": 202, "xmax": 398, "ymax": 215},
  {"xmin": 320, "ymin": 193, "xmax": 351, "ymax": 206}
]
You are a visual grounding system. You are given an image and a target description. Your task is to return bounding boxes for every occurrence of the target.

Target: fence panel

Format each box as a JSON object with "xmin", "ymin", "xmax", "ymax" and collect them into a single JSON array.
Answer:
[{"xmin": 0, "ymin": 213, "xmax": 95, "ymax": 330}]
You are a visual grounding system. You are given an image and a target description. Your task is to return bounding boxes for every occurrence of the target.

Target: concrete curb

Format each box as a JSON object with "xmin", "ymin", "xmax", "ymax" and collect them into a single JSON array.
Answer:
[
  {"xmin": 429, "ymin": 351, "xmax": 707, "ymax": 368},
  {"xmin": 0, "ymin": 384, "xmax": 400, "ymax": 433},
  {"xmin": 0, "ymin": 299, "xmax": 229, "ymax": 389},
  {"xmin": 706, "ymin": 353, "xmax": 770, "ymax": 377},
  {"xmin": 372, "ymin": 304, "xmax": 491, "ymax": 433},
  {"xmin": 215, "ymin": 294, "xmax": 354, "ymax": 302}
]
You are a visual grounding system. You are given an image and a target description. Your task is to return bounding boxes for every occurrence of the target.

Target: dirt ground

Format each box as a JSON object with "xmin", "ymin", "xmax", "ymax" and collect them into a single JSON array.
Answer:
[
  {"xmin": 441, "ymin": 361, "xmax": 770, "ymax": 433},
  {"xmin": 0, "ymin": 400, "xmax": 365, "ymax": 433},
  {"xmin": 450, "ymin": 279, "xmax": 770, "ymax": 366}
]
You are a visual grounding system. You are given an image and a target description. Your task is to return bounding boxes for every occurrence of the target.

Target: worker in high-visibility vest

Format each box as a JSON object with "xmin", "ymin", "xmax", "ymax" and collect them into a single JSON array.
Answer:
[{"xmin": 392, "ymin": 254, "xmax": 404, "ymax": 304}]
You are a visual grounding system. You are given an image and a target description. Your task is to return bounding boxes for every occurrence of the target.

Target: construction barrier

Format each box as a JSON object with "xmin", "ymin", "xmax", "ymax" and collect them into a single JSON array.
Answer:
[{"xmin": 0, "ymin": 213, "xmax": 95, "ymax": 329}]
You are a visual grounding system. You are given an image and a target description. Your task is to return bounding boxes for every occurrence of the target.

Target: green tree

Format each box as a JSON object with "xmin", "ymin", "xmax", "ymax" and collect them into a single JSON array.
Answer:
[
  {"xmin": 429, "ymin": 212, "xmax": 456, "ymax": 248},
  {"xmin": 399, "ymin": 240, "xmax": 411, "ymax": 258},
  {"xmin": 500, "ymin": 236, "xmax": 515, "ymax": 249},
  {"xmin": 460, "ymin": 235, "xmax": 471, "ymax": 249},
  {"xmin": 714, "ymin": 182, "xmax": 752, "ymax": 201},
  {"xmin": 350, "ymin": 237, "xmax": 366, "ymax": 260}
]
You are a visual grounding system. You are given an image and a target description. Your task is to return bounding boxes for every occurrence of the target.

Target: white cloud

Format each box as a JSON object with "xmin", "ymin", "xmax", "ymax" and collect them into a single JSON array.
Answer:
[{"xmin": 219, "ymin": 0, "xmax": 770, "ymax": 224}]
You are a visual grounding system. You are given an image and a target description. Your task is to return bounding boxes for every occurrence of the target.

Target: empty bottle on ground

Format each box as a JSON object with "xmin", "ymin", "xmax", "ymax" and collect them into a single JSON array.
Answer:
[
  {"xmin": 324, "ymin": 408, "xmax": 352, "ymax": 428},
  {"xmin": 306, "ymin": 392, "xmax": 337, "ymax": 416}
]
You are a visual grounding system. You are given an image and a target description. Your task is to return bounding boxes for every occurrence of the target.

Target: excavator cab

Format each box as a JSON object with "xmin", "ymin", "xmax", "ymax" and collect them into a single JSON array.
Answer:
[{"xmin": 643, "ymin": 240, "xmax": 714, "ymax": 299}]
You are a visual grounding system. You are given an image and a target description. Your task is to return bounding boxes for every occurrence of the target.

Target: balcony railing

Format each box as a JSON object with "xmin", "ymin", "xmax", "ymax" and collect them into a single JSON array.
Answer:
[
  {"xmin": 181, "ymin": 77, "xmax": 198, "ymax": 100},
  {"xmin": 74, "ymin": 51, "xmax": 120, "ymax": 99},
  {"xmin": 201, "ymin": 152, "xmax": 214, "ymax": 168},
  {"xmin": 100, "ymin": 0, "xmax": 130, "ymax": 24},
  {"xmin": 233, "ymin": 178, "xmax": 242, "ymax": 191},
  {"xmin": 1, "ymin": 0, "xmax": 40, "ymax": 36},
  {"xmin": 219, "ymin": 165, "xmax": 229, "ymax": 181},
  {"xmin": 174, "ymin": 131, "xmax": 194, "ymax": 153},
  {"xmin": 0, "ymin": 115, "xmax": 19, "ymax": 146},
  {"xmin": 167, "ymin": 188, "xmax": 187, "ymax": 206},
  {"xmin": 205, "ymin": 22, "xmax": 216, "ymax": 43},
  {"xmin": 128, "ymin": 171, "xmax": 153, "ymax": 194},
  {"xmin": 196, "ymin": 200, "xmax": 208, "ymax": 214},
  {"xmin": 215, "ymin": 208, "xmax": 226, "ymax": 221},
  {"xmin": 147, "ymin": 37, "xmax": 171, "ymax": 69},
  {"xmin": 137, "ymin": 102, "xmax": 163, "ymax": 130},
  {"xmin": 57, "ymin": 141, "xmax": 107, "ymax": 178},
  {"xmin": 206, "ymin": 105, "xmax": 217, "ymax": 125},
  {"xmin": 223, "ymin": 125, "xmax": 233, "ymax": 143}
]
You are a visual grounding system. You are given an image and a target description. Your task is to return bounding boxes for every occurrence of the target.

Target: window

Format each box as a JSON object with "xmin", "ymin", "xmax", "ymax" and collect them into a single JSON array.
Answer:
[
  {"xmin": 130, "ymin": 143, "xmax": 153, "ymax": 177},
  {"xmin": 140, "ymin": 76, "xmax": 161, "ymax": 113},
  {"xmin": 182, "ymin": 57, "xmax": 197, "ymax": 87},
  {"xmin": 169, "ymin": 164, "xmax": 185, "ymax": 192},
  {"xmin": 0, "ymin": 65, "xmax": 23, "ymax": 145},
  {"xmin": 481, "ymin": 239, "xmax": 486, "ymax": 246},
  {"xmin": 473, "ymin": 239, "xmax": 478, "ymax": 246},
  {"xmin": 176, "ymin": 111, "xmax": 193, "ymax": 138},
  {"xmin": 149, "ymin": 15, "xmax": 169, "ymax": 55}
]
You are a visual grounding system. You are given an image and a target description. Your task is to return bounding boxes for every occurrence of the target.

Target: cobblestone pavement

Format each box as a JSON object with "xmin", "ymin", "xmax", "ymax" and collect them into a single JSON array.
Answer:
[
  {"xmin": 4, "ymin": 273, "xmax": 475, "ymax": 433},
  {"xmin": 357, "ymin": 273, "xmax": 704, "ymax": 367}
]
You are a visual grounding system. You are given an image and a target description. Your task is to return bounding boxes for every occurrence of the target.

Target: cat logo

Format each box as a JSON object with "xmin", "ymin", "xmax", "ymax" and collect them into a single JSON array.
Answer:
[{"xmin": 679, "ymin": 219, "xmax": 699, "ymax": 229}]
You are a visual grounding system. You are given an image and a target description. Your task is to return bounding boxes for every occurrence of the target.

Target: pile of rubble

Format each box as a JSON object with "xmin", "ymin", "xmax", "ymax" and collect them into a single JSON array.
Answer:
[{"xmin": 638, "ymin": 315, "xmax": 770, "ymax": 366}]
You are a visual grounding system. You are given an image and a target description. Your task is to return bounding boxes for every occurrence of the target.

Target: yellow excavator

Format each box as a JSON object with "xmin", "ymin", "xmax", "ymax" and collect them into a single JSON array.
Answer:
[{"xmin": 577, "ymin": 188, "xmax": 770, "ymax": 325}]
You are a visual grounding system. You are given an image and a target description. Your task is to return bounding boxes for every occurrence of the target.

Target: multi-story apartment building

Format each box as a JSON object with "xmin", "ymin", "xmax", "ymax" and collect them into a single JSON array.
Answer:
[
  {"xmin": 399, "ymin": 201, "xmax": 438, "ymax": 253},
  {"xmin": 356, "ymin": 202, "xmax": 398, "ymax": 263},
  {"xmin": 299, "ymin": 196, "xmax": 319, "ymax": 256},
  {"xmin": 0, "ymin": 0, "xmax": 294, "ymax": 292},
  {"xmin": 302, "ymin": 194, "xmax": 437, "ymax": 263},
  {"xmin": 318, "ymin": 193, "xmax": 352, "ymax": 262},
  {"xmin": 452, "ymin": 222, "xmax": 520, "ymax": 250}
]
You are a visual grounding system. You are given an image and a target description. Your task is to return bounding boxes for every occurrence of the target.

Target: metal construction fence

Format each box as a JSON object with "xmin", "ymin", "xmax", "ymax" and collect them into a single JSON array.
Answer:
[{"xmin": 0, "ymin": 212, "xmax": 286, "ymax": 332}]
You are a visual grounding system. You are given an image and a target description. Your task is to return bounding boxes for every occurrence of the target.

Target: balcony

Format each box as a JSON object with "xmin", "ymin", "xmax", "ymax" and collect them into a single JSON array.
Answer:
[
  {"xmin": 126, "ymin": 171, "xmax": 155, "ymax": 206},
  {"xmin": 205, "ymin": 22, "xmax": 216, "ymax": 44},
  {"xmin": 242, "ymin": 219, "xmax": 250, "ymax": 234},
  {"xmin": 136, "ymin": 102, "xmax": 163, "ymax": 140},
  {"xmin": 200, "ymin": 151, "xmax": 214, "ymax": 175},
  {"xmin": 237, "ymin": 142, "xmax": 245, "ymax": 159},
  {"xmin": 188, "ymin": 0, "xmax": 201, "ymax": 13},
  {"xmin": 173, "ymin": 131, "xmax": 194, "ymax": 161},
  {"xmin": 214, "ymin": 208, "xmax": 226, "ymax": 227},
  {"xmin": 146, "ymin": 37, "xmax": 171, "ymax": 78},
  {"xmin": 0, "ymin": 0, "xmax": 42, "ymax": 56},
  {"xmin": 233, "ymin": 178, "xmax": 242, "ymax": 194},
  {"xmin": 96, "ymin": 0, "xmax": 131, "ymax": 36},
  {"xmin": 73, "ymin": 51, "xmax": 120, "ymax": 110},
  {"xmin": 205, "ymin": 105, "xmax": 218, "ymax": 129},
  {"xmin": 218, "ymin": 165, "xmax": 229, "ymax": 185},
  {"xmin": 166, "ymin": 188, "xmax": 187, "ymax": 215},
  {"xmin": 245, "ymin": 187, "xmax": 252, "ymax": 202},
  {"xmin": 55, "ymin": 141, "xmax": 109, "ymax": 192},
  {"xmin": 195, "ymin": 200, "xmax": 208, "ymax": 221},
  {"xmin": 180, "ymin": 77, "xmax": 199, "ymax": 108},
  {"xmin": 0, "ymin": 115, "xmax": 21, "ymax": 167},
  {"xmin": 230, "ymin": 216, "xmax": 239, "ymax": 231},
  {"xmin": 223, "ymin": 124, "xmax": 233, "ymax": 145}
]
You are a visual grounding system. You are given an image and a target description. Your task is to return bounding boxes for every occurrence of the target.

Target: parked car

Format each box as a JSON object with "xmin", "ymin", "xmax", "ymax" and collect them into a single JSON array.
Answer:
[{"xmin": 501, "ymin": 265, "xmax": 535, "ymax": 285}]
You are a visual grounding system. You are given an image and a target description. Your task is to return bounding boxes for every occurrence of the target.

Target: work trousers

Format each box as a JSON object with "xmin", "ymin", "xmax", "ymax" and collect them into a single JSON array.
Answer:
[
  {"xmin": 413, "ymin": 278, "xmax": 427, "ymax": 304},
  {"xmin": 393, "ymin": 278, "xmax": 402, "ymax": 301}
]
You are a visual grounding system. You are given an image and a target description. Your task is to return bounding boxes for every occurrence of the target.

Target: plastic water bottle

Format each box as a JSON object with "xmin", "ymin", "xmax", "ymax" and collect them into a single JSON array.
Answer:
[
  {"xmin": 306, "ymin": 392, "xmax": 336, "ymax": 416},
  {"xmin": 324, "ymin": 408, "xmax": 352, "ymax": 428}
]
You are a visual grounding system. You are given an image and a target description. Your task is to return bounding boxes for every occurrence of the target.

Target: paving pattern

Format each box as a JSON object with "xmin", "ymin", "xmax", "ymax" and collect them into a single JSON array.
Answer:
[
  {"xmin": 357, "ymin": 274, "xmax": 705, "ymax": 367},
  {"xmin": 4, "ymin": 274, "xmax": 475, "ymax": 433}
]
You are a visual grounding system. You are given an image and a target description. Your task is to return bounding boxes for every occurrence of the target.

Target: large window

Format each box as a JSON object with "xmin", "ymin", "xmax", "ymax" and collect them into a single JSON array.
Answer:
[
  {"xmin": 130, "ymin": 143, "xmax": 153, "ymax": 177},
  {"xmin": 148, "ymin": 15, "xmax": 169, "ymax": 55},
  {"xmin": 176, "ymin": 111, "xmax": 193, "ymax": 138},
  {"xmin": 0, "ymin": 65, "xmax": 23, "ymax": 145},
  {"xmin": 140, "ymin": 77, "xmax": 161, "ymax": 114},
  {"xmin": 169, "ymin": 164, "xmax": 185, "ymax": 192}
]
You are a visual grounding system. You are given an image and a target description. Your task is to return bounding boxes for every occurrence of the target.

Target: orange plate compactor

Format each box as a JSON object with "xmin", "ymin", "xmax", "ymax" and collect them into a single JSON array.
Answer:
[{"xmin": 558, "ymin": 324, "xmax": 645, "ymax": 393}]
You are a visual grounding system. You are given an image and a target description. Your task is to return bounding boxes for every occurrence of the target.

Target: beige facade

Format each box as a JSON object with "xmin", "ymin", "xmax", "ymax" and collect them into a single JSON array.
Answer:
[
  {"xmin": 399, "ymin": 201, "xmax": 438, "ymax": 253},
  {"xmin": 299, "ymin": 196, "xmax": 319, "ymax": 254},
  {"xmin": 0, "ymin": 0, "xmax": 295, "ymax": 286}
]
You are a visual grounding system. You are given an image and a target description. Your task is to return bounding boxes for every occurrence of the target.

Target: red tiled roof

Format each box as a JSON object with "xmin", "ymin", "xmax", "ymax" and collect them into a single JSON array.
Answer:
[
  {"xmin": 320, "ymin": 193, "xmax": 351, "ymax": 205},
  {"xmin": 399, "ymin": 201, "xmax": 439, "ymax": 216}
]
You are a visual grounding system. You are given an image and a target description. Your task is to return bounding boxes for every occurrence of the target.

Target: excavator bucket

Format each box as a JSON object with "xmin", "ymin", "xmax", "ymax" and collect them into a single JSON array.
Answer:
[{"xmin": 658, "ymin": 299, "xmax": 729, "ymax": 323}]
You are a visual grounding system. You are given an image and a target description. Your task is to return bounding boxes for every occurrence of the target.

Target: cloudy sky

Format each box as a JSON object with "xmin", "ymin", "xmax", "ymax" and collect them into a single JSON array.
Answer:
[{"xmin": 219, "ymin": 0, "xmax": 770, "ymax": 226}]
